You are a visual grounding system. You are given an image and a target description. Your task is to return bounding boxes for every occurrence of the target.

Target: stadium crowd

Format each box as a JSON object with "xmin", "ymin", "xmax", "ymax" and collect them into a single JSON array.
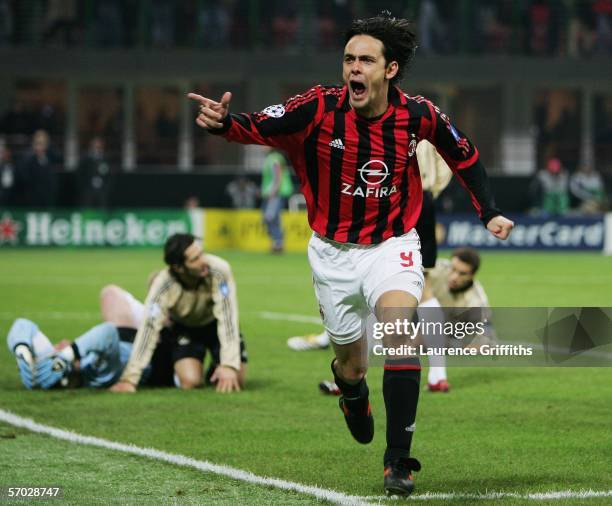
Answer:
[
  {"xmin": 2, "ymin": 125, "xmax": 608, "ymax": 214},
  {"xmin": 0, "ymin": 130, "xmax": 117, "ymax": 208},
  {"xmin": 0, "ymin": 0, "xmax": 610, "ymax": 56}
]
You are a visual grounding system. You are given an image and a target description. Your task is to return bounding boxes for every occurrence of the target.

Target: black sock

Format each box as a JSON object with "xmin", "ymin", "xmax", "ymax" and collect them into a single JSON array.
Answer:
[
  {"xmin": 331, "ymin": 359, "xmax": 369, "ymax": 413},
  {"xmin": 383, "ymin": 359, "xmax": 421, "ymax": 465}
]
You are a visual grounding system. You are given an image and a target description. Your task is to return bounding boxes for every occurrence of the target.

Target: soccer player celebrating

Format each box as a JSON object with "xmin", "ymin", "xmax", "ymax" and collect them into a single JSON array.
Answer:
[
  {"xmin": 288, "ymin": 139, "xmax": 455, "ymax": 392},
  {"xmin": 188, "ymin": 14, "xmax": 513, "ymax": 496}
]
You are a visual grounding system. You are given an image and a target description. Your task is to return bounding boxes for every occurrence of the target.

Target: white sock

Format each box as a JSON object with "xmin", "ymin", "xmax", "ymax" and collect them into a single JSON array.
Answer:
[
  {"xmin": 427, "ymin": 366, "xmax": 447, "ymax": 384},
  {"xmin": 417, "ymin": 297, "xmax": 448, "ymax": 384},
  {"xmin": 316, "ymin": 331, "xmax": 330, "ymax": 347}
]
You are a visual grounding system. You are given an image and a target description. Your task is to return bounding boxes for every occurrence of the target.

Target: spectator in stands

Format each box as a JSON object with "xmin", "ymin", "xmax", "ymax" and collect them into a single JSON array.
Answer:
[
  {"xmin": 570, "ymin": 165, "xmax": 608, "ymax": 214},
  {"xmin": 593, "ymin": 0, "xmax": 612, "ymax": 55},
  {"xmin": 0, "ymin": 139, "xmax": 15, "ymax": 206},
  {"xmin": 474, "ymin": 0, "xmax": 513, "ymax": 54},
  {"xmin": 532, "ymin": 157, "xmax": 570, "ymax": 216},
  {"xmin": 78, "ymin": 136, "xmax": 112, "ymax": 209},
  {"xmin": 14, "ymin": 130, "xmax": 60, "ymax": 208},
  {"xmin": 93, "ymin": 0, "xmax": 123, "ymax": 47},
  {"xmin": 198, "ymin": 0, "xmax": 231, "ymax": 48},
  {"xmin": 229, "ymin": 0, "xmax": 249, "ymax": 48},
  {"xmin": 551, "ymin": 106, "xmax": 580, "ymax": 172},
  {"xmin": 43, "ymin": 0, "xmax": 78, "ymax": 46},
  {"xmin": 226, "ymin": 176, "xmax": 258, "ymax": 209},
  {"xmin": 151, "ymin": 0, "xmax": 175, "ymax": 48},
  {"xmin": 526, "ymin": 0, "xmax": 560, "ymax": 56},
  {"xmin": 271, "ymin": 1, "xmax": 299, "ymax": 49},
  {"xmin": 0, "ymin": 0, "xmax": 12, "ymax": 46},
  {"xmin": 316, "ymin": 0, "xmax": 354, "ymax": 49},
  {"xmin": 568, "ymin": 1, "xmax": 598, "ymax": 57},
  {"xmin": 184, "ymin": 196, "xmax": 201, "ymax": 209},
  {"xmin": 418, "ymin": 0, "xmax": 447, "ymax": 54}
]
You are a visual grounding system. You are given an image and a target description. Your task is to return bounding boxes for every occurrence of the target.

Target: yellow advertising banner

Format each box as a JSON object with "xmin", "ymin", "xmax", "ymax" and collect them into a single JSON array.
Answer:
[{"xmin": 202, "ymin": 209, "xmax": 312, "ymax": 252}]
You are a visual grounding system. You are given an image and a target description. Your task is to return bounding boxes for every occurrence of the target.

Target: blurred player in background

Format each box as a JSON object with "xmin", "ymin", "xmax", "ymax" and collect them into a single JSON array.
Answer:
[
  {"xmin": 188, "ymin": 13, "xmax": 512, "ymax": 496},
  {"xmin": 110, "ymin": 233, "xmax": 247, "ymax": 394},
  {"xmin": 261, "ymin": 147, "xmax": 294, "ymax": 253}
]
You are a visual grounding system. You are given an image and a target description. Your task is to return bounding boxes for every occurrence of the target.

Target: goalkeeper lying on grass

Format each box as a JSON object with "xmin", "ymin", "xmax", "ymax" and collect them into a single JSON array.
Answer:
[
  {"xmin": 6, "ymin": 283, "xmax": 157, "ymax": 390},
  {"xmin": 6, "ymin": 317, "xmax": 146, "ymax": 390}
]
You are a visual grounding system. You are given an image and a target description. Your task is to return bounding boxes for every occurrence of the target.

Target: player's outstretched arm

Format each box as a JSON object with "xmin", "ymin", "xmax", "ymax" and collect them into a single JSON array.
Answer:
[
  {"xmin": 486, "ymin": 215, "xmax": 514, "ymax": 240},
  {"xmin": 187, "ymin": 91, "xmax": 232, "ymax": 130}
]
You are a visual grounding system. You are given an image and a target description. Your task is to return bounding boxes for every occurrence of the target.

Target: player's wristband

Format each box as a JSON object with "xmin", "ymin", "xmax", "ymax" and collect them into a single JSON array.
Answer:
[
  {"xmin": 209, "ymin": 114, "xmax": 233, "ymax": 135},
  {"xmin": 481, "ymin": 210, "xmax": 502, "ymax": 227}
]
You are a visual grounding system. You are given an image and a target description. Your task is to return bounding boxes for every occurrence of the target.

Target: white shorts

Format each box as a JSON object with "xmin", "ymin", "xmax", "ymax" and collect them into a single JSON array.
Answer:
[{"xmin": 308, "ymin": 230, "xmax": 424, "ymax": 346}]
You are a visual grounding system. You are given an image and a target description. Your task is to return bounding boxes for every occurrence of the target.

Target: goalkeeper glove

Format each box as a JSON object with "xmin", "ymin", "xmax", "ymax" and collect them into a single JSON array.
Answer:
[{"xmin": 35, "ymin": 354, "xmax": 72, "ymax": 389}]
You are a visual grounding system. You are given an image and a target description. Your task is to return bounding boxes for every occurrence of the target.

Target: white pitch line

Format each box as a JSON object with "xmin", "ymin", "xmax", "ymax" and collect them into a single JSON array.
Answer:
[
  {"xmin": 0, "ymin": 409, "xmax": 373, "ymax": 506},
  {"xmin": 2, "ymin": 410, "xmax": 611, "ymax": 503},
  {"xmin": 0, "ymin": 311, "xmax": 99, "ymax": 321},
  {"xmin": 256, "ymin": 311, "xmax": 322, "ymax": 325},
  {"xmin": 367, "ymin": 489, "xmax": 612, "ymax": 501}
]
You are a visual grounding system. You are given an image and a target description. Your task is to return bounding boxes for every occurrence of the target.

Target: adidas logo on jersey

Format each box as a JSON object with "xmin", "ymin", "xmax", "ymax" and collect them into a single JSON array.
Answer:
[{"xmin": 329, "ymin": 138, "xmax": 345, "ymax": 150}]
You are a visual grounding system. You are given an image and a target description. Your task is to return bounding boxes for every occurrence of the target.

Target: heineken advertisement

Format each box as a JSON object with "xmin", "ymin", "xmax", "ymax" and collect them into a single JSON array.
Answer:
[{"xmin": 0, "ymin": 209, "xmax": 197, "ymax": 247}]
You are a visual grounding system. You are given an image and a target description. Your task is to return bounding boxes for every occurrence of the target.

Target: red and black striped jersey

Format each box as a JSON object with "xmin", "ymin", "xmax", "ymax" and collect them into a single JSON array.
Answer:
[{"xmin": 211, "ymin": 85, "xmax": 501, "ymax": 245}]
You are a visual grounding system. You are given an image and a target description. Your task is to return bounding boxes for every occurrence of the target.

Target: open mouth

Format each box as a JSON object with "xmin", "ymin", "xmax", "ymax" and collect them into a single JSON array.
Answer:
[{"xmin": 350, "ymin": 80, "xmax": 367, "ymax": 99}]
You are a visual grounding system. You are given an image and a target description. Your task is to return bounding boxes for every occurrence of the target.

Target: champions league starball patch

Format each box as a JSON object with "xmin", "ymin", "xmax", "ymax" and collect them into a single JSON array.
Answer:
[
  {"xmin": 148, "ymin": 302, "xmax": 162, "ymax": 319},
  {"xmin": 219, "ymin": 281, "xmax": 230, "ymax": 298},
  {"xmin": 261, "ymin": 104, "xmax": 286, "ymax": 118}
]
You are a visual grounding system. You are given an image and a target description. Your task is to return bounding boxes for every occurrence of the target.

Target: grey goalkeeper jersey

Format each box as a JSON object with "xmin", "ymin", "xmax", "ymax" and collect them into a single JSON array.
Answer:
[
  {"xmin": 120, "ymin": 254, "xmax": 241, "ymax": 385},
  {"xmin": 427, "ymin": 258, "xmax": 495, "ymax": 344}
]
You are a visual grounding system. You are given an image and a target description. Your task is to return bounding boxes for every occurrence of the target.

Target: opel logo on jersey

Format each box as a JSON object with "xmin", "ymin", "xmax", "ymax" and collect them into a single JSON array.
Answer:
[{"xmin": 358, "ymin": 160, "xmax": 389, "ymax": 185}]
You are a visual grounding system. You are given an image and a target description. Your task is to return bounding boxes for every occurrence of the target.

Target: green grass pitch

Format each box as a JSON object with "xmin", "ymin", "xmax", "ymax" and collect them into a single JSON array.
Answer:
[{"xmin": 1, "ymin": 249, "xmax": 611, "ymax": 505}]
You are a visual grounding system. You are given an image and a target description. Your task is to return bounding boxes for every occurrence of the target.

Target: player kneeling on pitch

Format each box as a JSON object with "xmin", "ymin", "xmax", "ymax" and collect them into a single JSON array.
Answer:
[{"xmin": 110, "ymin": 233, "xmax": 247, "ymax": 394}]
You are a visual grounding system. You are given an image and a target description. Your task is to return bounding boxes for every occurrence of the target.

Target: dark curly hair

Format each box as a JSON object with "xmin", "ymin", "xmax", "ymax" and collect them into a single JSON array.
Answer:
[
  {"xmin": 452, "ymin": 247, "xmax": 481, "ymax": 274},
  {"xmin": 345, "ymin": 13, "xmax": 417, "ymax": 85},
  {"xmin": 164, "ymin": 233, "xmax": 196, "ymax": 267}
]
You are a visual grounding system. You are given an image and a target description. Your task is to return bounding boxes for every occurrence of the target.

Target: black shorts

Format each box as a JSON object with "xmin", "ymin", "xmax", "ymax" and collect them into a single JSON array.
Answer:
[
  {"xmin": 148, "ymin": 320, "xmax": 248, "ymax": 387},
  {"xmin": 415, "ymin": 190, "xmax": 437, "ymax": 269},
  {"xmin": 117, "ymin": 327, "xmax": 137, "ymax": 343}
]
